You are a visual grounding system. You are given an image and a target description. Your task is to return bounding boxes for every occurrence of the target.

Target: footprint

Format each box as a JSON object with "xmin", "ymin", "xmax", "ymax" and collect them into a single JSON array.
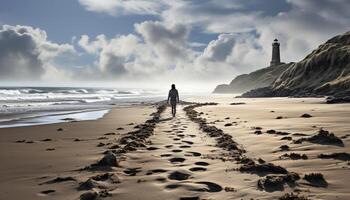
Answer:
[
  {"xmin": 179, "ymin": 145, "xmax": 191, "ymax": 148},
  {"xmin": 165, "ymin": 145, "xmax": 173, "ymax": 148},
  {"xmin": 40, "ymin": 190, "xmax": 55, "ymax": 195},
  {"xmin": 173, "ymin": 138, "xmax": 181, "ymax": 141},
  {"xmin": 40, "ymin": 176, "xmax": 76, "ymax": 185},
  {"xmin": 180, "ymin": 197, "xmax": 199, "ymax": 200},
  {"xmin": 189, "ymin": 167, "xmax": 207, "ymax": 172},
  {"xmin": 178, "ymin": 134, "xmax": 185, "ymax": 137},
  {"xmin": 147, "ymin": 147, "xmax": 159, "ymax": 151},
  {"xmin": 161, "ymin": 154, "xmax": 172, "ymax": 157},
  {"xmin": 182, "ymin": 140, "xmax": 194, "ymax": 145},
  {"xmin": 155, "ymin": 177, "xmax": 167, "ymax": 182},
  {"xmin": 124, "ymin": 168, "xmax": 142, "ymax": 176},
  {"xmin": 169, "ymin": 157, "xmax": 186, "ymax": 164},
  {"xmin": 172, "ymin": 149, "xmax": 182, "ymax": 153},
  {"xmin": 192, "ymin": 182, "xmax": 223, "ymax": 192},
  {"xmin": 168, "ymin": 171, "xmax": 191, "ymax": 180},
  {"xmin": 151, "ymin": 169, "xmax": 168, "ymax": 173},
  {"xmin": 165, "ymin": 184, "xmax": 181, "ymax": 189},
  {"xmin": 176, "ymin": 130, "xmax": 184, "ymax": 133},
  {"xmin": 185, "ymin": 152, "xmax": 201, "ymax": 157},
  {"xmin": 195, "ymin": 161, "xmax": 209, "ymax": 166},
  {"xmin": 146, "ymin": 169, "xmax": 168, "ymax": 175},
  {"xmin": 188, "ymin": 135, "xmax": 196, "ymax": 138}
]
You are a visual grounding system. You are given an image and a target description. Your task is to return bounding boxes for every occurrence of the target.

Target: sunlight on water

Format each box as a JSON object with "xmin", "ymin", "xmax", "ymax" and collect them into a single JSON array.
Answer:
[{"xmin": 0, "ymin": 109, "xmax": 109, "ymax": 128}]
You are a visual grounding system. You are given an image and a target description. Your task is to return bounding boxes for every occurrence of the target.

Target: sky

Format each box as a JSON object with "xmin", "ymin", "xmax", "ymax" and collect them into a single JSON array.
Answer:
[{"xmin": 0, "ymin": 0, "xmax": 349, "ymax": 91}]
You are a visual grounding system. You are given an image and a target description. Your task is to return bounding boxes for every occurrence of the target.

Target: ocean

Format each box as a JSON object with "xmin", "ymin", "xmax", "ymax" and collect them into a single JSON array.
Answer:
[{"xmin": 0, "ymin": 87, "xmax": 166, "ymax": 128}]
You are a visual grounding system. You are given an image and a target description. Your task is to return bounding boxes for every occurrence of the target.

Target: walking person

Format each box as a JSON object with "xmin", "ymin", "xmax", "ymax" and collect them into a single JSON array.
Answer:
[{"xmin": 167, "ymin": 84, "xmax": 179, "ymax": 117}]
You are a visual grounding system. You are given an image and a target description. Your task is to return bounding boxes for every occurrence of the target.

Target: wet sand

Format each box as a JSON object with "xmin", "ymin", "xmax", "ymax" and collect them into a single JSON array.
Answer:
[
  {"xmin": 0, "ymin": 97, "xmax": 349, "ymax": 199},
  {"xmin": 0, "ymin": 106, "xmax": 154, "ymax": 200}
]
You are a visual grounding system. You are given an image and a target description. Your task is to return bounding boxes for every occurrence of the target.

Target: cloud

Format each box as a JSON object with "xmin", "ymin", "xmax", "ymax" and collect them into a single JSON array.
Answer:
[
  {"xmin": 2, "ymin": 0, "xmax": 349, "ymax": 89},
  {"xmin": 160, "ymin": 0, "xmax": 350, "ymax": 65},
  {"xmin": 78, "ymin": 34, "xmax": 107, "ymax": 54},
  {"xmin": 74, "ymin": 0, "xmax": 350, "ymax": 86},
  {"xmin": 78, "ymin": 0, "xmax": 165, "ymax": 15},
  {"xmin": 98, "ymin": 34, "xmax": 141, "ymax": 76},
  {"xmin": 77, "ymin": 0, "xmax": 350, "ymax": 74},
  {"xmin": 0, "ymin": 25, "xmax": 75, "ymax": 81},
  {"xmin": 76, "ymin": 32, "xmax": 163, "ymax": 80},
  {"xmin": 198, "ymin": 33, "xmax": 268, "ymax": 74},
  {"xmin": 77, "ymin": 21, "xmax": 195, "ymax": 80},
  {"xmin": 135, "ymin": 21, "xmax": 194, "ymax": 65}
]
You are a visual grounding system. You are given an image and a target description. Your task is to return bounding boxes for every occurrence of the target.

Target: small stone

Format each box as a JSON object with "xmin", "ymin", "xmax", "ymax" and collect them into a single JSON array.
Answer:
[
  {"xmin": 303, "ymin": 173, "xmax": 328, "ymax": 187},
  {"xmin": 224, "ymin": 187, "xmax": 236, "ymax": 192},
  {"xmin": 78, "ymin": 179, "xmax": 97, "ymax": 191},
  {"xmin": 80, "ymin": 191, "xmax": 98, "ymax": 200},
  {"xmin": 93, "ymin": 152, "xmax": 118, "ymax": 167},
  {"xmin": 97, "ymin": 142, "xmax": 105, "ymax": 147},
  {"xmin": 280, "ymin": 145, "xmax": 290, "ymax": 151},
  {"xmin": 301, "ymin": 113, "xmax": 312, "ymax": 118}
]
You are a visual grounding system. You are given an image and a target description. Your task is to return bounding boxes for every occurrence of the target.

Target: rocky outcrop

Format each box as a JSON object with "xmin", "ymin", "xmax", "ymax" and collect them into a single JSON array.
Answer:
[
  {"xmin": 241, "ymin": 31, "xmax": 350, "ymax": 97},
  {"xmin": 213, "ymin": 63, "xmax": 292, "ymax": 93}
]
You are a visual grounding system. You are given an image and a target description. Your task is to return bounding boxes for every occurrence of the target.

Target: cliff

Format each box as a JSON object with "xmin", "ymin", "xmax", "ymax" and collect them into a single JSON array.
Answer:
[
  {"xmin": 240, "ymin": 31, "xmax": 350, "ymax": 97},
  {"xmin": 213, "ymin": 63, "xmax": 292, "ymax": 93}
]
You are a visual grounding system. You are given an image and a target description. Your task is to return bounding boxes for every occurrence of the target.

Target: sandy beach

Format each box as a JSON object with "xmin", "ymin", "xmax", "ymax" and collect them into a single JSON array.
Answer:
[
  {"xmin": 0, "ymin": 106, "xmax": 154, "ymax": 200},
  {"xmin": 0, "ymin": 96, "xmax": 349, "ymax": 200},
  {"xmin": 1, "ymin": 0, "xmax": 349, "ymax": 199}
]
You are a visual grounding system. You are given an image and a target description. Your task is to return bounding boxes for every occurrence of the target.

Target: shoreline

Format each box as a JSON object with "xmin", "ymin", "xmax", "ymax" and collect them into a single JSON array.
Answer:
[
  {"xmin": 0, "ymin": 102, "xmax": 156, "ymax": 128},
  {"xmin": 0, "ymin": 108, "xmax": 111, "ymax": 128}
]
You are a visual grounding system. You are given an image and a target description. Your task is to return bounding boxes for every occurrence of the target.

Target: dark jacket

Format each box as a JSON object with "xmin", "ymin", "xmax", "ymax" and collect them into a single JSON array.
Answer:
[{"xmin": 168, "ymin": 89, "xmax": 179, "ymax": 103}]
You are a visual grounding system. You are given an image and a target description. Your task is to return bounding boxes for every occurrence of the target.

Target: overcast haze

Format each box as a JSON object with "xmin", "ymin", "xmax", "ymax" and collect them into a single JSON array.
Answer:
[{"xmin": 0, "ymin": 0, "xmax": 349, "ymax": 91}]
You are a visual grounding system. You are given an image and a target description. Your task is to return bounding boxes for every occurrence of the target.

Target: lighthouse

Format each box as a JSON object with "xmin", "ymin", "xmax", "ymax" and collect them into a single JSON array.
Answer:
[{"xmin": 270, "ymin": 39, "xmax": 281, "ymax": 66}]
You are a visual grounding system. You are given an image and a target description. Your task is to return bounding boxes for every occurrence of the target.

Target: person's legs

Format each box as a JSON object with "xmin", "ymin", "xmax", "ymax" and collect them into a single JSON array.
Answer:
[
  {"xmin": 171, "ymin": 104, "xmax": 174, "ymax": 116},
  {"xmin": 173, "ymin": 103, "xmax": 176, "ymax": 116},
  {"xmin": 171, "ymin": 102, "xmax": 176, "ymax": 117}
]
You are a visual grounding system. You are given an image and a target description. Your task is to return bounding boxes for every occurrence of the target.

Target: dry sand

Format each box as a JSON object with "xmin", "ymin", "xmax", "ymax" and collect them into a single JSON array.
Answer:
[
  {"xmin": 0, "ymin": 96, "xmax": 349, "ymax": 200},
  {"xmin": 191, "ymin": 96, "xmax": 350, "ymax": 199}
]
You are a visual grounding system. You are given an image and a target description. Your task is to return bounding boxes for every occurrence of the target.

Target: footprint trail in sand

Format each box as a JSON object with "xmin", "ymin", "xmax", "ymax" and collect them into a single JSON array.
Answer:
[{"xmin": 115, "ymin": 106, "xmax": 241, "ymax": 200}]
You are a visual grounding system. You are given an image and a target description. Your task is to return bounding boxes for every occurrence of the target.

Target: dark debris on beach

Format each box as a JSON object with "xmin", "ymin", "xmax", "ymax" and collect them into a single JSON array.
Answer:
[{"xmin": 294, "ymin": 129, "xmax": 344, "ymax": 147}]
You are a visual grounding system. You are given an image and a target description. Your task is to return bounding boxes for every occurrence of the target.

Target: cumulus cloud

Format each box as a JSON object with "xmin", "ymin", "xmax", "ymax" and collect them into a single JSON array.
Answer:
[
  {"xmin": 77, "ymin": 21, "xmax": 196, "ymax": 81},
  {"xmin": 135, "ymin": 21, "xmax": 194, "ymax": 65},
  {"xmin": 78, "ymin": 34, "xmax": 107, "ymax": 54},
  {"xmin": 197, "ymin": 33, "xmax": 268, "ymax": 75},
  {"xmin": 98, "ymin": 34, "xmax": 141, "ymax": 76},
  {"xmin": 0, "ymin": 25, "xmax": 75, "ymax": 81}
]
